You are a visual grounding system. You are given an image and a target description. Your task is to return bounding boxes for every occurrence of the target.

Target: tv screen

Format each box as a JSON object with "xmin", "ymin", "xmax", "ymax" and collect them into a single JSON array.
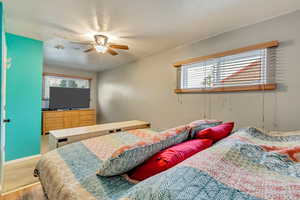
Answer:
[{"xmin": 49, "ymin": 87, "xmax": 90, "ymax": 109}]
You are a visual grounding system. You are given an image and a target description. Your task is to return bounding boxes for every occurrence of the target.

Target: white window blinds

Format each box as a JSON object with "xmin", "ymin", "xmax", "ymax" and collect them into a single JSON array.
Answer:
[{"xmin": 180, "ymin": 49, "xmax": 273, "ymax": 90}]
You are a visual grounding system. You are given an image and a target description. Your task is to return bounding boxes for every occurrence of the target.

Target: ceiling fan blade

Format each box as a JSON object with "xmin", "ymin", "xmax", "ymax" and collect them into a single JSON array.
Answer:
[
  {"xmin": 107, "ymin": 48, "xmax": 119, "ymax": 56},
  {"xmin": 84, "ymin": 48, "xmax": 95, "ymax": 53},
  {"xmin": 108, "ymin": 44, "xmax": 129, "ymax": 50}
]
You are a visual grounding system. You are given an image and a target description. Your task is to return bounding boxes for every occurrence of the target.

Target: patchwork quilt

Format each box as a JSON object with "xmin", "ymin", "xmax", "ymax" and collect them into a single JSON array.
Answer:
[{"xmin": 35, "ymin": 127, "xmax": 300, "ymax": 200}]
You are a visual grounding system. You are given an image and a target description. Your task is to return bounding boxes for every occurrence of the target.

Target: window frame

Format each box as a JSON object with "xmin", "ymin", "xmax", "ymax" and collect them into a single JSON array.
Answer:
[
  {"xmin": 42, "ymin": 73, "xmax": 92, "ymax": 100},
  {"xmin": 174, "ymin": 41, "xmax": 278, "ymax": 93}
]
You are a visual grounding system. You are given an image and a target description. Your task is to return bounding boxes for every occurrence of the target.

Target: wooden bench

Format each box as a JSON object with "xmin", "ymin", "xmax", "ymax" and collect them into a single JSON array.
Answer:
[{"xmin": 48, "ymin": 120, "xmax": 151, "ymax": 150}]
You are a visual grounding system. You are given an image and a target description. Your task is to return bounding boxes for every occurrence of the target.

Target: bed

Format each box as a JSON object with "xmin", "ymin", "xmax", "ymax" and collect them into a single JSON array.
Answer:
[{"xmin": 35, "ymin": 127, "xmax": 300, "ymax": 200}]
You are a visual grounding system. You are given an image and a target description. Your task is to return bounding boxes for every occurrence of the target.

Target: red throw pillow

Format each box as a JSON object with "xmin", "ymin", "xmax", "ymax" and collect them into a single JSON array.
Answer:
[
  {"xmin": 128, "ymin": 139, "xmax": 213, "ymax": 181},
  {"xmin": 195, "ymin": 122, "xmax": 234, "ymax": 142}
]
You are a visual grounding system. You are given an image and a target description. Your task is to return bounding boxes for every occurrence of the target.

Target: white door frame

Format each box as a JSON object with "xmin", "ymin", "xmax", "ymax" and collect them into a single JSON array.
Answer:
[{"xmin": 0, "ymin": 5, "xmax": 6, "ymax": 192}]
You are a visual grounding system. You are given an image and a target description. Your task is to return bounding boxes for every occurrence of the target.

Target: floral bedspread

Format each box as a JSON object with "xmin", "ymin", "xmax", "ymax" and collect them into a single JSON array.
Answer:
[{"xmin": 35, "ymin": 127, "xmax": 300, "ymax": 200}]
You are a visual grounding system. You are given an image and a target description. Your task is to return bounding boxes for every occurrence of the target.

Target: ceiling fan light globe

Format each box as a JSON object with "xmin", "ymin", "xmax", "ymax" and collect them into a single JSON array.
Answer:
[
  {"xmin": 95, "ymin": 45, "xmax": 108, "ymax": 53},
  {"xmin": 95, "ymin": 35, "xmax": 108, "ymax": 46}
]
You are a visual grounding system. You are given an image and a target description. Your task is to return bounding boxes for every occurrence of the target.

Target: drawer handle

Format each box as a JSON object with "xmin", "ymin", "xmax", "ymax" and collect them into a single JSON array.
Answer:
[
  {"xmin": 109, "ymin": 130, "xmax": 114, "ymax": 133},
  {"xmin": 116, "ymin": 129, "xmax": 122, "ymax": 132},
  {"xmin": 3, "ymin": 119, "xmax": 11, "ymax": 123},
  {"xmin": 58, "ymin": 138, "xmax": 68, "ymax": 143}
]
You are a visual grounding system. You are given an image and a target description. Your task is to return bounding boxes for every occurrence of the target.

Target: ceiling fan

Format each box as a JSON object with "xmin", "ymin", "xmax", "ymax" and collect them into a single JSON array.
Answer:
[{"xmin": 72, "ymin": 35, "xmax": 129, "ymax": 56}]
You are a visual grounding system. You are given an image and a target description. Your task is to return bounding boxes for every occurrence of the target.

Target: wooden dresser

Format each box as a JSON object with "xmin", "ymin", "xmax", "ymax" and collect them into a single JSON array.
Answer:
[{"xmin": 42, "ymin": 109, "xmax": 96, "ymax": 135}]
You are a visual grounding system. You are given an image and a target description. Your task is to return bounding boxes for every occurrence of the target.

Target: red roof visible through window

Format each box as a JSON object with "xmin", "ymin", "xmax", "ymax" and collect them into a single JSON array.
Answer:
[{"xmin": 220, "ymin": 61, "xmax": 262, "ymax": 84}]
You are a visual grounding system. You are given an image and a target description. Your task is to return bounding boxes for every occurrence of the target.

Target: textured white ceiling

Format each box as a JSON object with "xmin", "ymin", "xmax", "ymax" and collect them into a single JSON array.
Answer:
[{"xmin": 5, "ymin": 0, "xmax": 300, "ymax": 71}]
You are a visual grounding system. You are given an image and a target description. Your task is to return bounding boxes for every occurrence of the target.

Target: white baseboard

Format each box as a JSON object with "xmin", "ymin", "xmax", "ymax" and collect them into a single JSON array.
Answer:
[
  {"xmin": 4, "ymin": 154, "xmax": 41, "ymax": 165},
  {"xmin": 1, "ymin": 182, "xmax": 40, "ymax": 196}
]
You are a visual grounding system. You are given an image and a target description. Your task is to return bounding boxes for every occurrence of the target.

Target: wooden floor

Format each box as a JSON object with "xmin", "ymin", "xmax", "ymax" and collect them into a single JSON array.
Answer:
[
  {"xmin": 3, "ymin": 135, "xmax": 49, "ymax": 193},
  {"xmin": 1, "ymin": 183, "xmax": 46, "ymax": 200},
  {"xmin": 3, "ymin": 156, "xmax": 41, "ymax": 193}
]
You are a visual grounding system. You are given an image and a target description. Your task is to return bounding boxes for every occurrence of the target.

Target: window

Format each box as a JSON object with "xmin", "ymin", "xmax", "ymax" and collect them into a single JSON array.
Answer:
[
  {"xmin": 175, "ymin": 41, "xmax": 278, "ymax": 93},
  {"xmin": 43, "ymin": 75, "xmax": 90, "ymax": 99}
]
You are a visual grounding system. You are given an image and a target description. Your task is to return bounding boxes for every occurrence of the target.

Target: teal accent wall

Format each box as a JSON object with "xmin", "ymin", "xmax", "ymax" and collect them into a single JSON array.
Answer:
[{"xmin": 5, "ymin": 33, "xmax": 43, "ymax": 161}]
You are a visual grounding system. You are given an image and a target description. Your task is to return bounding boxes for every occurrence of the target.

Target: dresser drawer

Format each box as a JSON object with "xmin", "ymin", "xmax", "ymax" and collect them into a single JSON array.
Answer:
[
  {"xmin": 64, "ymin": 118, "xmax": 80, "ymax": 128},
  {"xmin": 44, "ymin": 112, "xmax": 64, "ymax": 119},
  {"xmin": 79, "ymin": 110, "xmax": 96, "ymax": 116},
  {"xmin": 79, "ymin": 114, "xmax": 95, "ymax": 121},
  {"xmin": 79, "ymin": 121, "xmax": 96, "ymax": 127},
  {"xmin": 42, "ymin": 109, "xmax": 96, "ymax": 135},
  {"xmin": 64, "ymin": 111, "xmax": 79, "ymax": 117},
  {"xmin": 45, "ymin": 122, "xmax": 64, "ymax": 131},
  {"xmin": 44, "ymin": 118, "xmax": 64, "ymax": 123}
]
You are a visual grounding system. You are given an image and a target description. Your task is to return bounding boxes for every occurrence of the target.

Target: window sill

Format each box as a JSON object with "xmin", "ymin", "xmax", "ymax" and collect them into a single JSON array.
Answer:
[{"xmin": 174, "ymin": 83, "xmax": 277, "ymax": 94}]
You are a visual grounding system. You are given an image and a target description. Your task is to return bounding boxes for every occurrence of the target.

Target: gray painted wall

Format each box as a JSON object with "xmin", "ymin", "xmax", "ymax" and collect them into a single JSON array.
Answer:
[
  {"xmin": 97, "ymin": 11, "xmax": 300, "ymax": 131},
  {"xmin": 44, "ymin": 64, "xmax": 99, "ymax": 121}
]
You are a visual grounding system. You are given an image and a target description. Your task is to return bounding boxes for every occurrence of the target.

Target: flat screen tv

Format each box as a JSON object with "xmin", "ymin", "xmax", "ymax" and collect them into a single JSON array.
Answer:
[{"xmin": 49, "ymin": 87, "xmax": 90, "ymax": 110}]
